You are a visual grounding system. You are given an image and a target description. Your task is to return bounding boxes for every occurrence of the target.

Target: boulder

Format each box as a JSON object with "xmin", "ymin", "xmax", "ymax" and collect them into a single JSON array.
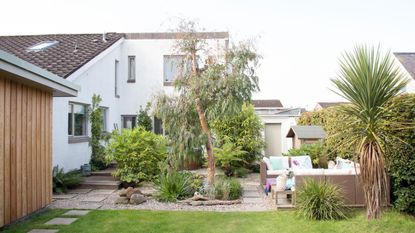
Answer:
[
  {"xmin": 115, "ymin": 196, "xmax": 129, "ymax": 204},
  {"xmin": 129, "ymin": 194, "xmax": 147, "ymax": 205},
  {"xmin": 120, "ymin": 187, "xmax": 133, "ymax": 197},
  {"xmin": 126, "ymin": 188, "xmax": 143, "ymax": 199}
]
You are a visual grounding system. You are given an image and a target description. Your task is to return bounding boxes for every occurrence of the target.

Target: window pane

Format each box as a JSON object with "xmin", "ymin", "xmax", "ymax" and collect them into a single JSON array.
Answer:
[
  {"xmin": 73, "ymin": 104, "xmax": 86, "ymax": 136},
  {"xmin": 128, "ymin": 56, "xmax": 135, "ymax": 81},
  {"xmin": 115, "ymin": 60, "xmax": 119, "ymax": 96},
  {"xmin": 68, "ymin": 104, "xmax": 73, "ymax": 135},
  {"xmin": 122, "ymin": 116, "xmax": 136, "ymax": 129},
  {"xmin": 101, "ymin": 107, "xmax": 107, "ymax": 131},
  {"xmin": 163, "ymin": 55, "xmax": 183, "ymax": 82}
]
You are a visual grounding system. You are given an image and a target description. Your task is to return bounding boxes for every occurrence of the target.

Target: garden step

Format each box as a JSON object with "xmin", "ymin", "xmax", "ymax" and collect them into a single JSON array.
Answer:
[
  {"xmin": 90, "ymin": 169, "xmax": 115, "ymax": 176},
  {"xmin": 243, "ymin": 191, "xmax": 259, "ymax": 198}
]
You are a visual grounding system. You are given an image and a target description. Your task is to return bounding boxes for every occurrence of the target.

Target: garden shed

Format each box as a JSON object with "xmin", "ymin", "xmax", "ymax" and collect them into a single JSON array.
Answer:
[
  {"xmin": 286, "ymin": 125, "xmax": 325, "ymax": 149},
  {"xmin": 0, "ymin": 50, "xmax": 78, "ymax": 227}
]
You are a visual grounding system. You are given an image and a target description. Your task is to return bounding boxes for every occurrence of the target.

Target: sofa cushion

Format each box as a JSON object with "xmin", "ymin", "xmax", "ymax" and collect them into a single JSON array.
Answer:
[
  {"xmin": 324, "ymin": 169, "xmax": 354, "ymax": 175},
  {"xmin": 267, "ymin": 156, "xmax": 289, "ymax": 171},
  {"xmin": 291, "ymin": 155, "xmax": 313, "ymax": 169},
  {"xmin": 263, "ymin": 157, "xmax": 272, "ymax": 170},
  {"xmin": 336, "ymin": 157, "xmax": 355, "ymax": 169},
  {"xmin": 270, "ymin": 157, "xmax": 284, "ymax": 170}
]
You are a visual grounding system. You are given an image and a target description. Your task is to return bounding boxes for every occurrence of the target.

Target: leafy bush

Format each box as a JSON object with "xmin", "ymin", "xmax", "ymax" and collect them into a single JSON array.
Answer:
[
  {"xmin": 52, "ymin": 166, "xmax": 83, "ymax": 194},
  {"xmin": 233, "ymin": 167, "xmax": 250, "ymax": 178},
  {"xmin": 214, "ymin": 142, "xmax": 248, "ymax": 177},
  {"xmin": 105, "ymin": 127, "xmax": 167, "ymax": 183},
  {"xmin": 286, "ymin": 141, "xmax": 327, "ymax": 168},
  {"xmin": 155, "ymin": 171, "xmax": 202, "ymax": 202},
  {"xmin": 89, "ymin": 94, "xmax": 107, "ymax": 170},
  {"xmin": 383, "ymin": 94, "xmax": 415, "ymax": 214},
  {"xmin": 296, "ymin": 179, "xmax": 348, "ymax": 220},
  {"xmin": 137, "ymin": 103, "xmax": 153, "ymax": 131},
  {"xmin": 209, "ymin": 176, "xmax": 243, "ymax": 200},
  {"xmin": 211, "ymin": 104, "xmax": 265, "ymax": 164}
]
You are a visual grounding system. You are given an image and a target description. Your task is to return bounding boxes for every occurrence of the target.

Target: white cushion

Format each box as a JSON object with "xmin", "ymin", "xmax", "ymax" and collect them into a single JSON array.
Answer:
[
  {"xmin": 291, "ymin": 155, "xmax": 313, "ymax": 169},
  {"xmin": 294, "ymin": 169, "xmax": 324, "ymax": 176},
  {"xmin": 267, "ymin": 170, "xmax": 287, "ymax": 176}
]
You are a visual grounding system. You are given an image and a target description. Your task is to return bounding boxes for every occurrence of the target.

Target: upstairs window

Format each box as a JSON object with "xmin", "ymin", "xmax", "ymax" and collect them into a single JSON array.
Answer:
[
  {"xmin": 68, "ymin": 103, "xmax": 87, "ymax": 136},
  {"xmin": 128, "ymin": 56, "xmax": 136, "ymax": 83},
  {"xmin": 163, "ymin": 55, "xmax": 191, "ymax": 86},
  {"xmin": 115, "ymin": 60, "xmax": 120, "ymax": 97},
  {"xmin": 101, "ymin": 107, "xmax": 108, "ymax": 132}
]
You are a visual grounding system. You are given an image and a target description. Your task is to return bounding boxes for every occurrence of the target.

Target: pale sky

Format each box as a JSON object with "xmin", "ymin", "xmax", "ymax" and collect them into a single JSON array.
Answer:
[{"xmin": 2, "ymin": 0, "xmax": 415, "ymax": 109}]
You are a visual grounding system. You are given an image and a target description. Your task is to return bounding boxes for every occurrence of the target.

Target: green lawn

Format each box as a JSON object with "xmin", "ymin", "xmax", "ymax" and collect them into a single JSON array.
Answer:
[{"xmin": 1, "ymin": 209, "xmax": 415, "ymax": 233}]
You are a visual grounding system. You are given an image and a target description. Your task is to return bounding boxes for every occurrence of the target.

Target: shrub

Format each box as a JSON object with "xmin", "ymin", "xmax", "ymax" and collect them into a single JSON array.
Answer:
[
  {"xmin": 89, "ymin": 94, "xmax": 107, "ymax": 170},
  {"xmin": 214, "ymin": 142, "xmax": 248, "ymax": 177},
  {"xmin": 286, "ymin": 141, "xmax": 327, "ymax": 168},
  {"xmin": 155, "ymin": 171, "xmax": 201, "ymax": 202},
  {"xmin": 137, "ymin": 103, "xmax": 153, "ymax": 131},
  {"xmin": 105, "ymin": 127, "xmax": 167, "ymax": 183},
  {"xmin": 52, "ymin": 166, "xmax": 83, "ymax": 194},
  {"xmin": 296, "ymin": 179, "xmax": 348, "ymax": 220},
  {"xmin": 211, "ymin": 104, "xmax": 265, "ymax": 164},
  {"xmin": 233, "ymin": 167, "xmax": 250, "ymax": 178},
  {"xmin": 209, "ymin": 176, "xmax": 243, "ymax": 200}
]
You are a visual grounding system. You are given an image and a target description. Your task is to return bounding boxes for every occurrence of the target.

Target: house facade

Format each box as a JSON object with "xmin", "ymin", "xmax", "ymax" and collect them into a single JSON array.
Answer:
[
  {"xmin": 0, "ymin": 32, "xmax": 229, "ymax": 170},
  {"xmin": 252, "ymin": 99, "xmax": 304, "ymax": 156}
]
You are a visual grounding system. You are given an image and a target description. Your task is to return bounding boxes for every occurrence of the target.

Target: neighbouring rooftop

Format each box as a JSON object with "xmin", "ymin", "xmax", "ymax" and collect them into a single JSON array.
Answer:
[
  {"xmin": 394, "ymin": 52, "xmax": 415, "ymax": 79},
  {"xmin": 252, "ymin": 99, "xmax": 283, "ymax": 108},
  {"xmin": 286, "ymin": 125, "xmax": 326, "ymax": 139}
]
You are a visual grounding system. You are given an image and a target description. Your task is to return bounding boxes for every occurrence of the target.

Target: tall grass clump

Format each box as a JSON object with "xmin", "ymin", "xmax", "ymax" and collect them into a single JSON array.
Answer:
[{"xmin": 296, "ymin": 179, "xmax": 348, "ymax": 220}]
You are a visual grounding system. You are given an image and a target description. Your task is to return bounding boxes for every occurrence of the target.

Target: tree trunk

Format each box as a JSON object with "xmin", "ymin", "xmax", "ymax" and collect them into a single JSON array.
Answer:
[
  {"xmin": 190, "ymin": 50, "xmax": 216, "ymax": 185},
  {"xmin": 360, "ymin": 142, "xmax": 388, "ymax": 220}
]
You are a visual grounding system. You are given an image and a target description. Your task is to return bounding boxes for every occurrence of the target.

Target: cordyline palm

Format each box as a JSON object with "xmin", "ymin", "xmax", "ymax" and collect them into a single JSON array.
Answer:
[{"xmin": 331, "ymin": 45, "xmax": 408, "ymax": 220}]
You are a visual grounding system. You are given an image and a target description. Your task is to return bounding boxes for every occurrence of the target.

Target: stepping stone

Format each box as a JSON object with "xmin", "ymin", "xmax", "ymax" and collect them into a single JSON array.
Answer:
[
  {"xmin": 243, "ymin": 186, "xmax": 258, "ymax": 191},
  {"xmin": 52, "ymin": 194, "xmax": 78, "ymax": 199},
  {"xmin": 243, "ymin": 197, "xmax": 263, "ymax": 204},
  {"xmin": 27, "ymin": 230, "xmax": 59, "ymax": 233},
  {"xmin": 88, "ymin": 189, "xmax": 115, "ymax": 195},
  {"xmin": 82, "ymin": 195, "xmax": 108, "ymax": 202},
  {"xmin": 68, "ymin": 188, "xmax": 92, "ymax": 194},
  {"xmin": 72, "ymin": 203, "xmax": 102, "ymax": 210},
  {"xmin": 243, "ymin": 191, "xmax": 260, "ymax": 198},
  {"xmin": 63, "ymin": 210, "xmax": 90, "ymax": 216},
  {"xmin": 45, "ymin": 217, "xmax": 78, "ymax": 225}
]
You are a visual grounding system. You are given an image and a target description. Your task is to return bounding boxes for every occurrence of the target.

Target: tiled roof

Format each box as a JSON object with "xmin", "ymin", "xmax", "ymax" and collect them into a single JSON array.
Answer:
[
  {"xmin": 394, "ymin": 53, "xmax": 415, "ymax": 79},
  {"xmin": 286, "ymin": 125, "xmax": 326, "ymax": 139},
  {"xmin": 0, "ymin": 33, "xmax": 124, "ymax": 78},
  {"xmin": 252, "ymin": 99, "xmax": 283, "ymax": 108}
]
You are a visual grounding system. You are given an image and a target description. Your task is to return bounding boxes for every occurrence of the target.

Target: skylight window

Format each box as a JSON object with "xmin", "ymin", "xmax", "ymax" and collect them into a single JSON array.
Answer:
[{"xmin": 27, "ymin": 41, "xmax": 59, "ymax": 52}]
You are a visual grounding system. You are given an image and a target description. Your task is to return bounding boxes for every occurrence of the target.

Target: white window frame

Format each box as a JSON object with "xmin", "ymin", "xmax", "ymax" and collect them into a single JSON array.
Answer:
[
  {"xmin": 115, "ymin": 59, "xmax": 120, "ymax": 97},
  {"xmin": 68, "ymin": 102, "xmax": 88, "ymax": 137}
]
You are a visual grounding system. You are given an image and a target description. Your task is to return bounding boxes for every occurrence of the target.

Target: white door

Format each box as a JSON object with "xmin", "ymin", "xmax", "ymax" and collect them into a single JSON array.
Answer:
[{"xmin": 264, "ymin": 123, "xmax": 282, "ymax": 156}]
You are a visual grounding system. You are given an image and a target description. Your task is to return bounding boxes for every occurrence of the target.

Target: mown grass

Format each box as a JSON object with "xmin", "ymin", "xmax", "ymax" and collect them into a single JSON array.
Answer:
[{"xmin": 1, "ymin": 209, "xmax": 415, "ymax": 233}]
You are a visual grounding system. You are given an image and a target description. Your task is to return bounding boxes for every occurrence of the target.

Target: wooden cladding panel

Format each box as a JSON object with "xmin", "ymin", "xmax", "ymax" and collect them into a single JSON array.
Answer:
[{"xmin": 0, "ymin": 76, "xmax": 53, "ymax": 227}]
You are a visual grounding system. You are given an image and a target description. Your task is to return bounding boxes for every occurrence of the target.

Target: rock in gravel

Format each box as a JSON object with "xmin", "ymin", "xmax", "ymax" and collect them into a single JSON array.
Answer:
[
  {"xmin": 120, "ymin": 187, "xmax": 133, "ymax": 197},
  {"xmin": 129, "ymin": 194, "xmax": 147, "ymax": 205},
  {"xmin": 115, "ymin": 197, "xmax": 129, "ymax": 204},
  {"xmin": 126, "ymin": 188, "xmax": 143, "ymax": 199},
  {"xmin": 190, "ymin": 201, "xmax": 203, "ymax": 206}
]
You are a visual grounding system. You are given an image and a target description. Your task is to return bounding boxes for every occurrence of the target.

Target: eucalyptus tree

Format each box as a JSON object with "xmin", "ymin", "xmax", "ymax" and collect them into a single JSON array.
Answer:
[
  {"xmin": 154, "ymin": 21, "xmax": 260, "ymax": 184},
  {"xmin": 332, "ymin": 45, "xmax": 408, "ymax": 219}
]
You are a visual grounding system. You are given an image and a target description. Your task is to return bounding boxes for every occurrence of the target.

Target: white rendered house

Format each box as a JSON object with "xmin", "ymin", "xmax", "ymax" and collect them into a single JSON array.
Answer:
[{"xmin": 0, "ymin": 32, "xmax": 229, "ymax": 170}]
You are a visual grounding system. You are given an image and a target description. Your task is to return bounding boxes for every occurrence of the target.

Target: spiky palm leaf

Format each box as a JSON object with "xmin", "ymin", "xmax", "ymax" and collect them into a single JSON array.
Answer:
[{"xmin": 331, "ymin": 45, "xmax": 408, "ymax": 219}]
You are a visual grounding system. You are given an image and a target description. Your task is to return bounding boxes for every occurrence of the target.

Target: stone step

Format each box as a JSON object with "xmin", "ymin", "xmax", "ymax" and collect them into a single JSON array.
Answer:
[
  {"xmin": 90, "ymin": 169, "xmax": 115, "ymax": 176},
  {"xmin": 243, "ymin": 197, "xmax": 263, "ymax": 204},
  {"xmin": 243, "ymin": 190, "xmax": 260, "ymax": 198},
  {"xmin": 79, "ymin": 179, "xmax": 120, "ymax": 190}
]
